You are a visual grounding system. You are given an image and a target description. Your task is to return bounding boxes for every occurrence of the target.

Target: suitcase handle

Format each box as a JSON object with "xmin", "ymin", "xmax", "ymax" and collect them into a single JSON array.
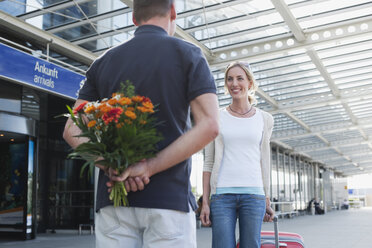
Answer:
[
  {"xmin": 261, "ymin": 240, "xmax": 288, "ymax": 247},
  {"xmin": 274, "ymin": 216, "xmax": 279, "ymax": 248}
]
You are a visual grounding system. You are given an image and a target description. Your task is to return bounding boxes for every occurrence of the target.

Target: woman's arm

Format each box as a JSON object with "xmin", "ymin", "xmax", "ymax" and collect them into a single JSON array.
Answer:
[{"xmin": 200, "ymin": 171, "xmax": 212, "ymax": 226}]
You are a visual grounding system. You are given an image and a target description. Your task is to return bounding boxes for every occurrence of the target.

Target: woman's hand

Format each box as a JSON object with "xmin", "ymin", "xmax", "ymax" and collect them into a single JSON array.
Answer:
[
  {"xmin": 264, "ymin": 197, "xmax": 275, "ymax": 222},
  {"xmin": 200, "ymin": 203, "xmax": 212, "ymax": 226}
]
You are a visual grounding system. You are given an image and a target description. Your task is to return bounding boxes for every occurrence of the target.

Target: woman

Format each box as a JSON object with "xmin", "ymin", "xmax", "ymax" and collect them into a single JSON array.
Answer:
[{"xmin": 200, "ymin": 61, "xmax": 275, "ymax": 248}]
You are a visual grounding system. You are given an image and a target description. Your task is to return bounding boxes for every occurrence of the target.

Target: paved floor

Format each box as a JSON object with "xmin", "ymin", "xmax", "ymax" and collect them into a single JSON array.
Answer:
[{"xmin": 1, "ymin": 207, "xmax": 372, "ymax": 248}]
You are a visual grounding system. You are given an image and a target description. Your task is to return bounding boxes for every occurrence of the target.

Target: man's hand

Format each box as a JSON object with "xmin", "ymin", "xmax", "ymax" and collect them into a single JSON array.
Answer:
[{"xmin": 106, "ymin": 159, "xmax": 152, "ymax": 193}]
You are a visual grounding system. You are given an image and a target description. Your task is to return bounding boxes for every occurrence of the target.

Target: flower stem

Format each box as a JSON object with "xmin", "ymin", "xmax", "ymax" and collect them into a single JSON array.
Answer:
[{"xmin": 109, "ymin": 181, "xmax": 129, "ymax": 207}]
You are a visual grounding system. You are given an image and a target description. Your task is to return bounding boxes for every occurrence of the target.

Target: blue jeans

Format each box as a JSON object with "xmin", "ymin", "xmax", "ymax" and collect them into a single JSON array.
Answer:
[{"xmin": 210, "ymin": 194, "xmax": 266, "ymax": 248}]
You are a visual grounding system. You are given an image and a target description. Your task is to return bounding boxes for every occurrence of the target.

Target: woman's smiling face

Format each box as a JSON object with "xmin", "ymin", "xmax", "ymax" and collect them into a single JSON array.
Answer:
[{"xmin": 226, "ymin": 66, "xmax": 252, "ymax": 101}]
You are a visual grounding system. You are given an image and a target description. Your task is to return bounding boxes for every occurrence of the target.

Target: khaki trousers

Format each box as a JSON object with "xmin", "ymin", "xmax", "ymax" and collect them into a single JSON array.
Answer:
[{"xmin": 96, "ymin": 205, "xmax": 196, "ymax": 248}]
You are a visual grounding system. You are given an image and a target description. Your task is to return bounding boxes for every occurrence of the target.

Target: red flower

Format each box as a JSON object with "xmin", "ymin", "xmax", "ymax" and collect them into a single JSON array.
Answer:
[
  {"xmin": 142, "ymin": 97, "xmax": 151, "ymax": 103},
  {"xmin": 74, "ymin": 101, "xmax": 88, "ymax": 114},
  {"xmin": 102, "ymin": 108, "xmax": 123, "ymax": 125}
]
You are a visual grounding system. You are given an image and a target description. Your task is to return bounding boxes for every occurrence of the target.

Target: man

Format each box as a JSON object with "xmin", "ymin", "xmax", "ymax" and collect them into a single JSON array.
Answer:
[{"xmin": 63, "ymin": 0, "xmax": 219, "ymax": 247}]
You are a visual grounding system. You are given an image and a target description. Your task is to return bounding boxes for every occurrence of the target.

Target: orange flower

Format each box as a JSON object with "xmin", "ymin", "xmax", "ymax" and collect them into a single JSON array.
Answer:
[
  {"xmin": 126, "ymin": 107, "xmax": 135, "ymax": 112},
  {"xmin": 99, "ymin": 105, "xmax": 112, "ymax": 113},
  {"xmin": 125, "ymin": 110, "xmax": 137, "ymax": 120},
  {"xmin": 136, "ymin": 106, "xmax": 147, "ymax": 113},
  {"xmin": 137, "ymin": 106, "xmax": 154, "ymax": 113},
  {"xmin": 108, "ymin": 98, "xmax": 117, "ymax": 105},
  {"xmin": 84, "ymin": 105, "xmax": 96, "ymax": 114},
  {"xmin": 118, "ymin": 97, "xmax": 132, "ymax": 106},
  {"xmin": 139, "ymin": 120, "xmax": 147, "ymax": 125},
  {"xmin": 132, "ymin": 96, "xmax": 143, "ymax": 102},
  {"xmin": 87, "ymin": 120, "xmax": 96, "ymax": 128},
  {"xmin": 142, "ymin": 101, "xmax": 154, "ymax": 109}
]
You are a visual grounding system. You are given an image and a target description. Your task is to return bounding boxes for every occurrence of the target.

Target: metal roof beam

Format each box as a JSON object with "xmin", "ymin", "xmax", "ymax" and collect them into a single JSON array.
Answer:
[
  {"xmin": 187, "ymin": 0, "xmax": 332, "ymax": 38},
  {"xmin": 270, "ymin": 86, "xmax": 372, "ymax": 114},
  {"xmin": 0, "ymin": 10, "xmax": 96, "ymax": 66},
  {"xmin": 71, "ymin": 25, "xmax": 135, "ymax": 45},
  {"xmin": 306, "ymin": 49, "xmax": 340, "ymax": 97},
  {"xmin": 119, "ymin": 0, "xmax": 214, "ymax": 60},
  {"xmin": 175, "ymin": 26, "xmax": 215, "ymax": 60},
  {"xmin": 177, "ymin": 0, "xmax": 254, "ymax": 19},
  {"xmin": 17, "ymin": 0, "xmax": 91, "ymax": 20},
  {"xmin": 209, "ymin": 17, "xmax": 372, "ymax": 66},
  {"xmin": 256, "ymin": 88, "xmax": 279, "ymax": 109},
  {"xmin": 270, "ymin": 0, "xmax": 305, "ymax": 42},
  {"xmin": 294, "ymin": 138, "xmax": 367, "ymax": 152},
  {"xmin": 198, "ymin": 0, "xmax": 363, "ymax": 46},
  {"xmin": 272, "ymin": 117, "xmax": 372, "ymax": 141},
  {"xmin": 48, "ymin": 8, "xmax": 132, "ymax": 34},
  {"xmin": 310, "ymin": 150, "xmax": 370, "ymax": 160}
]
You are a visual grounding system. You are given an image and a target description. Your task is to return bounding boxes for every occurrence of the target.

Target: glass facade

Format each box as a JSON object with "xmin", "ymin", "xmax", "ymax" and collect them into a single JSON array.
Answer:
[{"xmin": 0, "ymin": 79, "xmax": 94, "ymax": 234}]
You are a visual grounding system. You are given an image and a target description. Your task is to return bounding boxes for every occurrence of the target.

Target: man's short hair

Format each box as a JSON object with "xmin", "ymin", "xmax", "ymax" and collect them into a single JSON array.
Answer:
[{"xmin": 133, "ymin": 0, "xmax": 174, "ymax": 24}]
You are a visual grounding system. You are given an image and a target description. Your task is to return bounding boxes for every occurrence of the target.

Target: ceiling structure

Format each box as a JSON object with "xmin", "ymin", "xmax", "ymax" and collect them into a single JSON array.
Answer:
[{"xmin": 1, "ymin": 0, "xmax": 372, "ymax": 176}]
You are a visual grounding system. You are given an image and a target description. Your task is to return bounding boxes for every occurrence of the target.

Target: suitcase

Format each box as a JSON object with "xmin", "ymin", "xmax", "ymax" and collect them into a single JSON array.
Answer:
[{"xmin": 237, "ymin": 216, "xmax": 305, "ymax": 248}]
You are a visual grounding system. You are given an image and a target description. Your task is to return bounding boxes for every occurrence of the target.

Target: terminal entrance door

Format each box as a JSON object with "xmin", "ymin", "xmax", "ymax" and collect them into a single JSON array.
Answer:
[{"xmin": 0, "ymin": 132, "xmax": 36, "ymax": 240}]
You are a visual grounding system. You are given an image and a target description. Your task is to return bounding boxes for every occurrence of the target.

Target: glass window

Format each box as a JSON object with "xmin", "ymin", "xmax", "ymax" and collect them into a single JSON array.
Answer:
[{"xmin": 0, "ymin": 80, "xmax": 22, "ymax": 114}]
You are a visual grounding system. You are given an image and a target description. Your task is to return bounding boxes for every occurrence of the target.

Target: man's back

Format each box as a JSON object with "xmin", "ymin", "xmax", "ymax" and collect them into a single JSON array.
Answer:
[{"xmin": 79, "ymin": 24, "xmax": 216, "ymax": 212}]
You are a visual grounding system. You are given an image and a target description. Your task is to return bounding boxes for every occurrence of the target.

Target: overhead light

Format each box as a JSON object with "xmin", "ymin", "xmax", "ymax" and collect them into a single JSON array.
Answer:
[
  {"xmin": 0, "ymin": 134, "xmax": 4, "ymax": 137},
  {"xmin": 10, "ymin": 138, "xmax": 14, "ymax": 142}
]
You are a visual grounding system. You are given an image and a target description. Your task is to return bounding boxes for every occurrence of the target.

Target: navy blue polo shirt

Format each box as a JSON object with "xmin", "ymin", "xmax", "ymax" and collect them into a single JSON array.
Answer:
[{"xmin": 78, "ymin": 25, "xmax": 216, "ymax": 212}]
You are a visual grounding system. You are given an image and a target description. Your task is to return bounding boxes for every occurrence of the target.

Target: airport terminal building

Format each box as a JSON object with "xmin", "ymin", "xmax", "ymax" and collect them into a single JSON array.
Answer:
[{"xmin": 1, "ymin": 0, "xmax": 372, "ymax": 240}]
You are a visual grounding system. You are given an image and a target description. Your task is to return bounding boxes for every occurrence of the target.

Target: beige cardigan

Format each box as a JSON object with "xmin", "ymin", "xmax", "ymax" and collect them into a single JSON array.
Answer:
[{"xmin": 203, "ymin": 108, "xmax": 274, "ymax": 196}]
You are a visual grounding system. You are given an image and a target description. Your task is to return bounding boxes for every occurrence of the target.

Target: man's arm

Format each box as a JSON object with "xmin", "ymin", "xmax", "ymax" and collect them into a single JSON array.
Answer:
[
  {"xmin": 63, "ymin": 99, "xmax": 88, "ymax": 149},
  {"xmin": 110, "ymin": 93, "xmax": 219, "ymax": 187},
  {"xmin": 63, "ymin": 99, "xmax": 106, "ymax": 171}
]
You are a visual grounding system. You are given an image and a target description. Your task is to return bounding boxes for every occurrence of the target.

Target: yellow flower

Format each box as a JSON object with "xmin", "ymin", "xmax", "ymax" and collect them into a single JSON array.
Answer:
[
  {"xmin": 125, "ymin": 110, "xmax": 137, "ymax": 120},
  {"xmin": 87, "ymin": 120, "xmax": 97, "ymax": 128}
]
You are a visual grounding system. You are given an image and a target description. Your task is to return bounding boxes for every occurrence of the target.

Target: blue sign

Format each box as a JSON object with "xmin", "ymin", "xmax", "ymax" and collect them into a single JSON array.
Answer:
[
  {"xmin": 348, "ymin": 189, "xmax": 353, "ymax": 195},
  {"xmin": 0, "ymin": 42, "xmax": 85, "ymax": 99}
]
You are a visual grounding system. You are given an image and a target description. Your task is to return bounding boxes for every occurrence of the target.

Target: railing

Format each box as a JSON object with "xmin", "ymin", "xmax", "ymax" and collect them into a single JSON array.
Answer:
[
  {"xmin": 0, "ymin": 36, "xmax": 86, "ymax": 74},
  {"xmin": 271, "ymin": 201, "xmax": 298, "ymax": 218}
]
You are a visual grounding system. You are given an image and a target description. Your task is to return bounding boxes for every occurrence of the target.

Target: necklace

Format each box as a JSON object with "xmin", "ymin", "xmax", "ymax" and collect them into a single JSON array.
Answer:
[{"xmin": 229, "ymin": 105, "xmax": 253, "ymax": 115}]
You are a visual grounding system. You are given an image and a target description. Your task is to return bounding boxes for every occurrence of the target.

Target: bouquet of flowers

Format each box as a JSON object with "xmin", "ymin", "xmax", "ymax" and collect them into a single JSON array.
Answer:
[{"xmin": 66, "ymin": 81, "xmax": 162, "ymax": 207}]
